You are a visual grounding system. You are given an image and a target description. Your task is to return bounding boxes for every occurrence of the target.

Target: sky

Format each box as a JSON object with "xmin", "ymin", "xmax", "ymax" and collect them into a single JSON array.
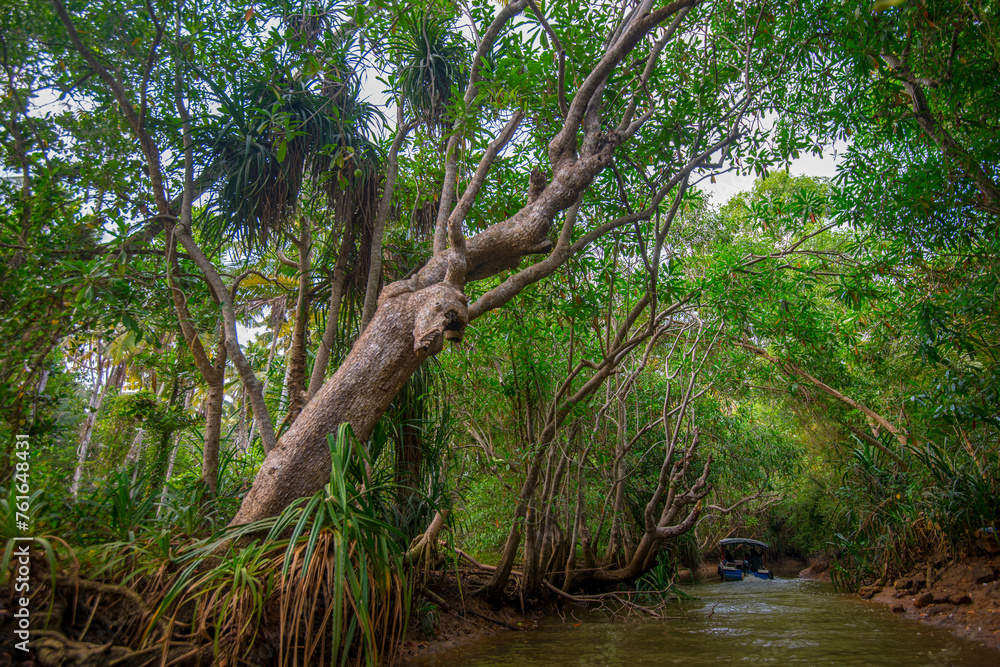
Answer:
[{"xmin": 701, "ymin": 149, "xmax": 843, "ymax": 206}]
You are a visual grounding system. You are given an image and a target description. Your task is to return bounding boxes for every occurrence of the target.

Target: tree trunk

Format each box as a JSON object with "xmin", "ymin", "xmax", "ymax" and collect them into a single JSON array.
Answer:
[
  {"xmin": 71, "ymin": 362, "xmax": 118, "ymax": 498},
  {"xmin": 360, "ymin": 108, "xmax": 416, "ymax": 331},
  {"xmin": 157, "ymin": 389, "xmax": 190, "ymax": 517},
  {"xmin": 230, "ymin": 282, "xmax": 468, "ymax": 525},
  {"xmin": 306, "ymin": 210, "xmax": 354, "ymax": 401},
  {"xmin": 148, "ymin": 380, "xmax": 180, "ymax": 497},
  {"xmin": 735, "ymin": 340, "xmax": 910, "ymax": 461},
  {"xmin": 124, "ymin": 429, "xmax": 146, "ymax": 484},
  {"xmin": 483, "ymin": 447, "xmax": 547, "ymax": 600},
  {"xmin": 49, "ymin": 0, "xmax": 722, "ymax": 546},
  {"xmin": 282, "ymin": 217, "xmax": 312, "ymax": 425},
  {"xmin": 393, "ymin": 365, "xmax": 433, "ymax": 499},
  {"xmin": 201, "ymin": 339, "xmax": 227, "ymax": 494},
  {"xmin": 605, "ymin": 387, "xmax": 628, "ymax": 564},
  {"xmin": 29, "ymin": 369, "xmax": 49, "ymax": 425},
  {"xmin": 249, "ymin": 300, "xmax": 286, "ymax": 448},
  {"xmin": 225, "ymin": 0, "xmax": 707, "ymax": 529},
  {"xmin": 395, "ymin": 407, "xmax": 423, "ymax": 494}
]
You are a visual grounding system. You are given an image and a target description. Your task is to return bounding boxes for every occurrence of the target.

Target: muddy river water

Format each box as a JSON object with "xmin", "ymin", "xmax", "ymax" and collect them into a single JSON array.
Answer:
[{"xmin": 409, "ymin": 578, "xmax": 999, "ymax": 666}]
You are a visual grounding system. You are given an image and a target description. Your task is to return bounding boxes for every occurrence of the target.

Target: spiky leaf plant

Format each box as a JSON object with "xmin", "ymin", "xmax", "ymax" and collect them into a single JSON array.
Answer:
[
  {"xmin": 202, "ymin": 60, "xmax": 382, "ymax": 256},
  {"xmin": 154, "ymin": 424, "xmax": 411, "ymax": 666},
  {"xmin": 393, "ymin": 7, "xmax": 469, "ymax": 133},
  {"xmin": 272, "ymin": 424, "xmax": 410, "ymax": 667}
]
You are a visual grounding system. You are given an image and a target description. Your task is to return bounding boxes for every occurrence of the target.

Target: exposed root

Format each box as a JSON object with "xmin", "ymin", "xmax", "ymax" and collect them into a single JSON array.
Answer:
[
  {"xmin": 405, "ymin": 510, "xmax": 450, "ymax": 582},
  {"xmin": 542, "ymin": 580, "xmax": 688, "ymax": 620},
  {"xmin": 29, "ymin": 629, "xmax": 200, "ymax": 667},
  {"xmin": 421, "ymin": 588, "xmax": 522, "ymax": 632},
  {"xmin": 56, "ymin": 576, "xmax": 170, "ymax": 640}
]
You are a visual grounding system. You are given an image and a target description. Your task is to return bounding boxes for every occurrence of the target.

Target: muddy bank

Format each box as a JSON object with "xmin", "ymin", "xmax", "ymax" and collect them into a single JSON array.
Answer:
[
  {"xmin": 860, "ymin": 555, "xmax": 1000, "ymax": 652},
  {"xmin": 799, "ymin": 553, "xmax": 833, "ymax": 582},
  {"xmin": 395, "ymin": 577, "xmax": 550, "ymax": 666}
]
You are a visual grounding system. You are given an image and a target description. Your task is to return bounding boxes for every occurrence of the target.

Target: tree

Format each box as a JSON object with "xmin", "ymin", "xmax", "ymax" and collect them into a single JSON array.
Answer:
[
  {"xmin": 34, "ymin": 0, "xmax": 391, "ymax": 488},
  {"xmin": 231, "ymin": 0, "xmax": 818, "ymax": 525},
  {"xmin": 23, "ymin": 0, "xmax": 827, "ymax": 525}
]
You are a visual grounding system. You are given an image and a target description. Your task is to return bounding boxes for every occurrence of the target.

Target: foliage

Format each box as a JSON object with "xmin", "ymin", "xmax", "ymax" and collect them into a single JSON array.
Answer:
[
  {"xmin": 155, "ymin": 424, "xmax": 410, "ymax": 666},
  {"xmin": 2, "ymin": 0, "xmax": 999, "ymax": 659},
  {"xmin": 831, "ymin": 433, "xmax": 999, "ymax": 589},
  {"xmin": 391, "ymin": 4, "xmax": 469, "ymax": 132}
]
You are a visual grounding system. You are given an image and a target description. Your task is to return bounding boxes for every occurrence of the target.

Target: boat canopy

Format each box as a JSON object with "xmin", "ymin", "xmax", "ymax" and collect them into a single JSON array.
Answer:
[{"xmin": 719, "ymin": 538, "xmax": 770, "ymax": 550}]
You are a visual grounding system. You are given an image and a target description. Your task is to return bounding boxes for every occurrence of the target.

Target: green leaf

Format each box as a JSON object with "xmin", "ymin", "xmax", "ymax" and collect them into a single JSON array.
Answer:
[{"xmin": 872, "ymin": 0, "xmax": 906, "ymax": 14}]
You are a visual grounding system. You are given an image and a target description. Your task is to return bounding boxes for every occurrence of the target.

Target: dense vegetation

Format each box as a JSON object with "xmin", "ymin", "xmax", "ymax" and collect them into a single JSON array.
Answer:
[{"xmin": 2, "ymin": 0, "xmax": 997, "ymax": 664}]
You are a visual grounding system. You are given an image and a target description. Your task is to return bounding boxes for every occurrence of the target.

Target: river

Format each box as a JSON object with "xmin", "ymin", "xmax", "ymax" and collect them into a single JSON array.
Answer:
[{"xmin": 407, "ymin": 578, "xmax": 999, "ymax": 666}]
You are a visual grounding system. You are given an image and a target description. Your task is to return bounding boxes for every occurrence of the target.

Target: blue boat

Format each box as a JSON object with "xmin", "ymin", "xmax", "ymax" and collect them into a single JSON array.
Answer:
[{"xmin": 717, "ymin": 538, "xmax": 775, "ymax": 581}]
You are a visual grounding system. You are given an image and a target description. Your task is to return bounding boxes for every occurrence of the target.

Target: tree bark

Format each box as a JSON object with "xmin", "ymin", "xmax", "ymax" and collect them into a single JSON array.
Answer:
[
  {"xmin": 201, "ymin": 338, "xmax": 227, "ymax": 494},
  {"xmin": 230, "ymin": 283, "xmax": 468, "ymax": 524},
  {"xmin": 282, "ymin": 217, "xmax": 313, "ymax": 425}
]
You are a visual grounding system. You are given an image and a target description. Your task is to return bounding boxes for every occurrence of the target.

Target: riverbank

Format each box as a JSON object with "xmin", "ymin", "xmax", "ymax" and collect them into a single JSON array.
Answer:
[
  {"xmin": 396, "ymin": 553, "xmax": 1000, "ymax": 664},
  {"xmin": 862, "ymin": 554, "xmax": 1000, "ymax": 652},
  {"xmin": 401, "ymin": 556, "xmax": 811, "ymax": 664},
  {"xmin": 396, "ymin": 575, "xmax": 550, "ymax": 665}
]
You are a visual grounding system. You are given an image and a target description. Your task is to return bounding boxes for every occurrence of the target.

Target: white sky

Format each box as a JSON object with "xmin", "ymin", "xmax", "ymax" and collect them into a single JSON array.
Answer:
[{"xmin": 701, "ymin": 148, "xmax": 844, "ymax": 206}]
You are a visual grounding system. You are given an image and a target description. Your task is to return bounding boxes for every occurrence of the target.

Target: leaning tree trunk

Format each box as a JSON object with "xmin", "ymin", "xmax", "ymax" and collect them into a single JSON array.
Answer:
[
  {"xmin": 229, "ymin": 0, "xmax": 715, "ymax": 528},
  {"xmin": 230, "ymin": 283, "xmax": 468, "ymax": 524}
]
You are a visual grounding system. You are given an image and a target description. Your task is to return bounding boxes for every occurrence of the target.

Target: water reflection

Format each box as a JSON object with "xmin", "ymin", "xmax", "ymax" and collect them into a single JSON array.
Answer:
[{"xmin": 407, "ymin": 578, "xmax": 997, "ymax": 666}]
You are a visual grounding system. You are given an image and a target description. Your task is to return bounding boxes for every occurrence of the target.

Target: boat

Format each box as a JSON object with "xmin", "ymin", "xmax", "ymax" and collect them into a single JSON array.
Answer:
[{"xmin": 717, "ymin": 538, "xmax": 775, "ymax": 581}]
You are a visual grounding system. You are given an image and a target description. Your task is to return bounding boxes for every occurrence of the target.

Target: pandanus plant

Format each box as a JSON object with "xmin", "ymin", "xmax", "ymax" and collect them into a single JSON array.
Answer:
[
  {"xmin": 202, "ymin": 74, "xmax": 381, "ymax": 255},
  {"xmin": 153, "ymin": 424, "xmax": 410, "ymax": 666},
  {"xmin": 392, "ymin": 6, "xmax": 469, "ymax": 134}
]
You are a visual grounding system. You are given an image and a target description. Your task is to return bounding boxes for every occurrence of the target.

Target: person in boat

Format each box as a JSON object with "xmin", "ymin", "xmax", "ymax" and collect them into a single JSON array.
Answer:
[{"xmin": 748, "ymin": 548, "xmax": 763, "ymax": 573}]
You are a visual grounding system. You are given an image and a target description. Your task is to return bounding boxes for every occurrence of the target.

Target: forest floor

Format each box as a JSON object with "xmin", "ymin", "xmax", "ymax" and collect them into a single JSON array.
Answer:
[{"xmin": 861, "ymin": 554, "xmax": 1000, "ymax": 652}]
